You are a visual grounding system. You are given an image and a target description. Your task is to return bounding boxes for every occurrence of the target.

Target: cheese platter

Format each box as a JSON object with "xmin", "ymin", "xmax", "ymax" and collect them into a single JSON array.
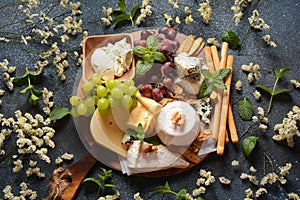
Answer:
[{"xmin": 72, "ymin": 27, "xmax": 234, "ymax": 177}]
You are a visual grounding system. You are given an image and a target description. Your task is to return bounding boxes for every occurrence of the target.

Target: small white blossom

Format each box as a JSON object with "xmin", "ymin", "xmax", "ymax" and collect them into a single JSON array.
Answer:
[
  {"xmin": 253, "ymin": 90, "xmax": 261, "ymax": 100},
  {"xmin": 235, "ymin": 80, "xmax": 242, "ymax": 91},
  {"xmin": 231, "ymin": 160, "xmax": 240, "ymax": 167},
  {"xmin": 218, "ymin": 176, "xmax": 231, "ymax": 185},
  {"xmin": 255, "ymin": 188, "xmax": 267, "ymax": 197}
]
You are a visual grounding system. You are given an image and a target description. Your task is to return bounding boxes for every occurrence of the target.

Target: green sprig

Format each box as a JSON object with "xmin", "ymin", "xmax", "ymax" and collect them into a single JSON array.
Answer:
[
  {"xmin": 154, "ymin": 182, "xmax": 197, "ymax": 200},
  {"xmin": 256, "ymin": 67, "xmax": 291, "ymax": 113},
  {"xmin": 82, "ymin": 167, "xmax": 118, "ymax": 196}
]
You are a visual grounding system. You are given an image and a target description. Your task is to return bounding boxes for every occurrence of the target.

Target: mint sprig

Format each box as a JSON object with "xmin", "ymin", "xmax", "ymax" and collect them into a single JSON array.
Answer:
[
  {"xmin": 256, "ymin": 67, "xmax": 291, "ymax": 113},
  {"xmin": 12, "ymin": 68, "xmax": 42, "ymax": 106},
  {"xmin": 133, "ymin": 35, "xmax": 166, "ymax": 76},
  {"xmin": 198, "ymin": 68, "xmax": 231, "ymax": 99},
  {"xmin": 112, "ymin": 0, "xmax": 141, "ymax": 28},
  {"xmin": 154, "ymin": 182, "xmax": 194, "ymax": 200}
]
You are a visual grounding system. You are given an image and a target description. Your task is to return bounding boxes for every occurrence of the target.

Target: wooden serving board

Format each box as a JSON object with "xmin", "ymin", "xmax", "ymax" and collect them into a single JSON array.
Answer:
[{"xmin": 77, "ymin": 30, "xmax": 208, "ymax": 177}]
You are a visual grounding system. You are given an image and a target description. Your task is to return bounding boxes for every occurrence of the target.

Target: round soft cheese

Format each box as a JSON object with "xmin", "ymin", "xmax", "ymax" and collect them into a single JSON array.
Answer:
[{"xmin": 156, "ymin": 101, "xmax": 200, "ymax": 146}]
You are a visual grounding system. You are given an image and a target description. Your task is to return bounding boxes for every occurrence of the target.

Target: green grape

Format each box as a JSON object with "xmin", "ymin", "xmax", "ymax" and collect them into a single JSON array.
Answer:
[
  {"xmin": 70, "ymin": 108, "xmax": 79, "ymax": 117},
  {"xmin": 96, "ymin": 85, "xmax": 107, "ymax": 97},
  {"xmin": 85, "ymin": 105, "xmax": 95, "ymax": 116},
  {"xmin": 105, "ymin": 79, "xmax": 117, "ymax": 89},
  {"xmin": 69, "ymin": 95, "xmax": 82, "ymax": 106},
  {"xmin": 110, "ymin": 87, "xmax": 123, "ymax": 99},
  {"xmin": 121, "ymin": 94, "xmax": 133, "ymax": 108},
  {"xmin": 97, "ymin": 98, "xmax": 109, "ymax": 110},
  {"xmin": 126, "ymin": 85, "xmax": 138, "ymax": 96},
  {"xmin": 117, "ymin": 83, "xmax": 127, "ymax": 92},
  {"xmin": 108, "ymin": 96, "xmax": 120, "ymax": 108},
  {"xmin": 131, "ymin": 96, "xmax": 138, "ymax": 108},
  {"xmin": 98, "ymin": 107, "xmax": 108, "ymax": 115},
  {"xmin": 84, "ymin": 96, "xmax": 96, "ymax": 108},
  {"xmin": 90, "ymin": 73, "xmax": 102, "ymax": 85},
  {"xmin": 77, "ymin": 102, "xmax": 88, "ymax": 116},
  {"xmin": 81, "ymin": 81, "xmax": 94, "ymax": 92},
  {"xmin": 123, "ymin": 79, "xmax": 135, "ymax": 86}
]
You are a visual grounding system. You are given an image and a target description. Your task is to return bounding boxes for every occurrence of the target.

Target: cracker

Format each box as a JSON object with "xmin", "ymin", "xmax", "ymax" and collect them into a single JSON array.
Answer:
[
  {"xmin": 188, "ymin": 37, "xmax": 203, "ymax": 56},
  {"xmin": 176, "ymin": 34, "xmax": 195, "ymax": 53}
]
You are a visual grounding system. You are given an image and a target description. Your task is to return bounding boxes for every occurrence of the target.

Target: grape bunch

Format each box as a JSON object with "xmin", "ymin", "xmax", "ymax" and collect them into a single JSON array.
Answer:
[
  {"xmin": 139, "ymin": 77, "xmax": 174, "ymax": 102},
  {"xmin": 70, "ymin": 73, "xmax": 138, "ymax": 117}
]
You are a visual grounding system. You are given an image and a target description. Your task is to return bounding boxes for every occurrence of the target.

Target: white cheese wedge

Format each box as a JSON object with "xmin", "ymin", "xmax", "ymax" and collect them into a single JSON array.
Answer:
[
  {"xmin": 156, "ymin": 101, "xmax": 201, "ymax": 146},
  {"xmin": 91, "ymin": 38, "xmax": 133, "ymax": 80},
  {"xmin": 174, "ymin": 52, "xmax": 203, "ymax": 77},
  {"xmin": 126, "ymin": 140, "xmax": 189, "ymax": 171}
]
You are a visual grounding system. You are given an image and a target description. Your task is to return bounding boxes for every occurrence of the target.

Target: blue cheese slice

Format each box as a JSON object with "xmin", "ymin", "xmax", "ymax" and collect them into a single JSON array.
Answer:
[{"xmin": 174, "ymin": 52, "xmax": 203, "ymax": 77}]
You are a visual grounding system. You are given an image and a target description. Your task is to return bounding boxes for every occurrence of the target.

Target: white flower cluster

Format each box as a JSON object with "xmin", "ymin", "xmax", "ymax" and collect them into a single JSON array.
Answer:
[
  {"xmin": 98, "ymin": 191, "xmax": 120, "ymax": 200},
  {"xmin": 2, "ymin": 182, "xmax": 37, "ymax": 200},
  {"xmin": 0, "ymin": 59, "xmax": 15, "ymax": 91},
  {"xmin": 197, "ymin": 0, "xmax": 212, "ymax": 24},
  {"xmin": 133, "ymin": 192, "xmax": 144, "ymax": 200},
  {"xmin": 231, "ymin": 160, "xmax": 240, "ymax": 167},
  {"xmin": 42, "ymin": 87, "xmax": 54, "ymax": 115},
  {"xmin": 0, "ymin": 109, "xmax": 55, "ymax": 175},
  {"xmin": 291, "ymin": 79, "xmax": 300, "ymax": 88},
  {"xmin": 251, "ymin": 107, "xmax": 268, "ymax": 131},
  {"xmin": 163, "ymin": 13, "xmax": 173, "ymax": 27},
  {"xmin": 262, "ymin": 34, "xmax": 277, "ymax": 48},
  {"xmin": 273, "ymin": 105, "xmax": 300, "ymax": 147},
  {"xmin": 206, "ymin": 38, "xmax": 220, "ymax": 47},
  {"xmin": 218, "ymin": 176, "xmax": 231, "ymax": 185},
  {"xmin": 231, "ymin": 0, "xmax": 251, "ymax": 26},
  {"xmin": 101, "ymin": 7, "xmax": 113, "ymax": 25},
  {"xmin": 248, "ymin": 9, "xmax": 270, "ymax": 30},
  {"xmin": 193, "ymin": 169, "xmax": 215, "ymax": 197},
  {"xmin": 241, "ymin": 62, "xmax": 261, "ymax": 83},
  {"xmin": 136, "ymin": 0, "xmax": 152, "ymax": 26},
  {"xmin": 235, "ymin": 79, "xmax": 242, "ymax": 91},
  {"xmin": 55, "ymin": 152, "xmax": 74, "ymax": 165}
]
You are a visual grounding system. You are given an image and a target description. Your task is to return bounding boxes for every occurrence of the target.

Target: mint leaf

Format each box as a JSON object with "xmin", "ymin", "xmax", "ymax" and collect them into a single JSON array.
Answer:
[
  {"xmin": 198, "ymin": 81, "xmax": 209, "ymax": 99},
  {"xmin": 153, "ymin": 51, "xmax": 166, "ymax": 62},
  {"xmin": 135, "ymin": 60, "xmax": 153, "ymax": 76},
  {"xmin": 256, "ymin": 85, "xmax": 272, "ymax": 95},
  {"xmin": 111, "ymin": 13, "xmax": 130, "ymax": 25},
  {"xmin": 273, "ymin": 67, "xmax": 291, "ymax": 79},
  {"xmin": 133, "ymin": 46, "xmax": 147, "ymax": 56},
  {"xmin": 154, "ymin": 182, "xmax": 172, "ymax": 195},
  {"xmin": 136, "ymin": 123, "xmax": 145, "ymax": 141},
  {"xmin": 238, "ymin": 98, "xmax": 253, "ymax": 121},
  {"xmin": 130, "ymin": 4, "xmax": 141, "ymax": 17},
  {"xmin": 117, "ymin": 0, "xmax": 126, "ymax": 12},
  {"xmin": 49, "ymin": 107, "xmax": 70, "ymax": 121},
  {"xmin": 82, "ymin": 177, "xmax": 101, "ymax": 186},
  {"xmin": 215, "ymin": 68, "xmax": 231, "ymax": 80},
  {"xmin": 273, "ymin": 88, "xmax": 291, "ymax": 95},
  {"xmin": 241, "ymin": 136, "xmax": 259, "ymax": 158},
  {"xmin": 146, "ymin": 35, "xmax": 159, "ymax": 49},
  {"xmin": 222, "ymin": 29, "xmax": 240, "ymax": 49},
  {"xmin": 176, "ymin": 189, "xmax": 187, "ymax": 199}
]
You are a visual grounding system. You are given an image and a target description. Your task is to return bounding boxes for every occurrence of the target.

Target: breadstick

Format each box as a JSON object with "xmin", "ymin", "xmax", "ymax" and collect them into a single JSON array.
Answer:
[
  {"xmin": 217, "ymin": 55, "xmax": 233, "ymax": 155},
  {"xmin": 225, "ymin": 129, "xmax": 229, "ymax": 144},
  {"xmin": 228, "ymin": 99, "xmax": 238, "ymax": 143},
  {"xmin": 211, "ymin": 46, "xmax": 220, "ymax": 70},
  {"xmin": 204, "ymin": 46, "xmax": 215, "ymax": 72}
]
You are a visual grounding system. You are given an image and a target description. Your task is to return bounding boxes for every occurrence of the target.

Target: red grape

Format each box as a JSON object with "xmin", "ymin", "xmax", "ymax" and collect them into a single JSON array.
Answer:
[
  {"xmin": 165, "ymin": 27, "xmax": 177, "ymax": 40},
  {"xmin": 140, "ymin": 30, "xmax": 153, "ymax": 40},
  {"xmin": 139, "ymin": 84, "xmax": 153, "ymax": 98},
  {"xmin": 134, "ymin": 39, "xmax": 146, "ymax": 47},
  {"xmin": 152, "ymin": 88, "xmax": 164, "ymax": 102},
  {"xmin": 162, "ymin": 78, "xmax": 173, "ymax": 91},
  {"xmin": 157, "ymin": 33, "xmax": 166, "ymax": 40}
]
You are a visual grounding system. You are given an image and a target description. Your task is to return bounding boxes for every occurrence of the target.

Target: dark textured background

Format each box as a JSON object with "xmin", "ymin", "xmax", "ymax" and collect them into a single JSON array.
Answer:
[{"xmin": 0, "ymin": 0, "xmax": 299, "ymax": 199}]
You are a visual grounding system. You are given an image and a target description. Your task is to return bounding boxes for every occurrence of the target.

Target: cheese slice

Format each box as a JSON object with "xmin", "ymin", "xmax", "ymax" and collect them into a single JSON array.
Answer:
[{"xmin": 126, "ymin": 140, "xmax": 190, "ymax": 171}]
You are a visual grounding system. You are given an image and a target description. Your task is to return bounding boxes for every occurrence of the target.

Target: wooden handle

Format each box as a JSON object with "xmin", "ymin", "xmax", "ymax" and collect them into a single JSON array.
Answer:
[{"xmin": 62, "ymin": 153, "xmax": 98, "ymax": 200}]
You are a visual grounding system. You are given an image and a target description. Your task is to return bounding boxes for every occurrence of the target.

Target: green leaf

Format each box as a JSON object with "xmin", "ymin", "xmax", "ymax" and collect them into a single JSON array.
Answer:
[
  {"xmin": 111, "ymin": 13, "xmax": 131, "ymax": 25},
  {"xmin": 30, "ymin": 93, "xmax": 40, "ymax": 105},
  {"xmin": 273, "ymin": 88, "xmax": 291, "ymax": 96},
  {"xmin": 133, "ymin": 46, "xmax": 147, "ymax": 57},
  {"xmin": 130, "ymin": 3, "xmax": 141, "ymax": 17},
  {"xmin": 82, "ymin": 177, "xmax": 101, "ymax": 186},
  {"xmin": 200, "ymin": 69, "xmax": 211, "ymax": 78},
  {"xmin": 104, "ymin": 183, "xmax": 118, "ymax": 188},
  {"xmin": 144, "ymin": 135, "xmax": 161, "ymax": 145},
  {"xmin": 241, "ymin": 136, "xmax": 259, "ymax": 158},
  {"xmin": 146, "ymin": 35, "xmax": 159, "ymax": 49},
  {"xmin": 49, "ymin": 107, "xmax": 69, "ymax": 121},
  {"xmin": 216, "ymin": 68, "xmax": 231, "ymax": 80},
  {"xmin": 117, "ymin": 0, "xmax": 126, "ymax": 12},
  {"xmin": 222, "ymin": 29, "xmax": 240, "ymax": 49},
  {"xmin": 238, "ymin": 98, "xmax": 253, "ymax": 121},
  {"xmin": 176, "ymin": 189, "xmax": 187, "ymax": 199},
  {"xmin": 12, "ymin": 75, "xmax": 28, "ymax": 86},
  {"xmin": 214, "ymin": 82, "xmax": 227, "ymax": 90},
  {"xmin": 153, "ymin": 51, "xmax": 166, "ymax": 62},
  {"xmin": 135, "ymin": 60, "xmax": 153, "ymax": 76},
  {"xmin": 154, "ymin": 182, "xmax": 172, "ymax": 195},
  {"xmin": 136, "ymin": 123, "xmax": 145, "ymax": 141},
  {"xmin": 31, "ymin": 87, "xmax": 43, "ymax": 98},
  {"xmin": 273, "ymin": 67, "xmax": 291, "ymax": 79},
  {"xmin": 20, "ymin": 86, "xmax": 31, "ymax": 94},
  {"xmin": 256, "ymin": 85, "xmax": 272, "ymax": 95},
  {"xmin": 198, "ymin": 81, "xmax": 209, "ymax": 99}
]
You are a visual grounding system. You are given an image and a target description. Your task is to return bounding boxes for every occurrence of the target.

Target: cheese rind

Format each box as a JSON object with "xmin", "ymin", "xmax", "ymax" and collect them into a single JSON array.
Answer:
[{"xmin": 156, "ymin": 101, "xmax": 201, "ymax": 146}]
